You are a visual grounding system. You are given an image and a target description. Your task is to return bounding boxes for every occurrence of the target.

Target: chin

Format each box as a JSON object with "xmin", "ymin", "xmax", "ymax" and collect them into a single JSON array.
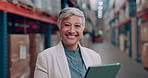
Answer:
[{"xmin": 63, "ymin": 40, "xmax": 78, "ymax": 46}]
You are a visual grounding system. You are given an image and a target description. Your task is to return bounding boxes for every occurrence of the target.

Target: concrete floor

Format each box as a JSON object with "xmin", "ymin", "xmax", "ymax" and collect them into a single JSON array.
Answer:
[{"xmin": 91, "ymin": 41, "xmax": 148, "ymax": 78}]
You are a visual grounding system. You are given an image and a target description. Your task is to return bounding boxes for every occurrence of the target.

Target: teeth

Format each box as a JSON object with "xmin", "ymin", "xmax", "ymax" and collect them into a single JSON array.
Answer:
[{"xmin": 68, "ymin": 36, "xmax": 75, "ymax": 38}]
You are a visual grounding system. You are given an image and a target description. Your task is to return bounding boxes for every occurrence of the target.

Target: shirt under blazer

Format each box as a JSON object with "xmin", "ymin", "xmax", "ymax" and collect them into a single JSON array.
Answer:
[{"xmin": 34, "ymin": 41, "xmax": 102, "ymax": 78}]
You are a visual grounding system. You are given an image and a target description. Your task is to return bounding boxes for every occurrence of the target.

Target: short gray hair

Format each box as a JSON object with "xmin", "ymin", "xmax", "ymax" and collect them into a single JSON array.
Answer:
[{"xmin": 57, "ymin": 7, "xmax": 85, "ymax": 29}]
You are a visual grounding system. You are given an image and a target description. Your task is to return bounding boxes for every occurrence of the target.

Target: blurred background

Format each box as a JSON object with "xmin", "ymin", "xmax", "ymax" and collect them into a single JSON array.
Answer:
[{"xmin": 0, "ymin": 0, "xmax": 148, "ymax": 78}]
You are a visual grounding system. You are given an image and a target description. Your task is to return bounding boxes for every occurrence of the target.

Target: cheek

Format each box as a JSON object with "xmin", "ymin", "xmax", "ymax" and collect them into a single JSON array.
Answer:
[
  {"xmin": 59, "ymin": 28, "xmax": 67, "ymax": 37},
  {"xmin": 79, "ymin": 30, "xmax": 84, "ymax": 38}
]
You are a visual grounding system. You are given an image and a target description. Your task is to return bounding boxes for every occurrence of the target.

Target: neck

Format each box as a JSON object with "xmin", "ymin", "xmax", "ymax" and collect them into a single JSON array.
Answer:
[{"xmin": 62, "ymin": 42, "xmax": 78, "ymax": 50}]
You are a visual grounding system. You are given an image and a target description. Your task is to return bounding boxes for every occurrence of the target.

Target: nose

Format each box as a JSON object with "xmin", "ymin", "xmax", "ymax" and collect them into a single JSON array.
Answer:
[{"xmin": 69, "ymin": 26, "xmax": 75, "ymax": 33}]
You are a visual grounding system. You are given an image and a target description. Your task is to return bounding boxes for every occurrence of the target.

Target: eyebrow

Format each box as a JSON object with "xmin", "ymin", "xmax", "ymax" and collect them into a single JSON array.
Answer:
[
  {"xmin": 75, "ymin": 22, "xmax": 81, "ymax": 25},
  {"xmin": 63, "ymin": 21, "xmax": 82, "ymax": 24}
]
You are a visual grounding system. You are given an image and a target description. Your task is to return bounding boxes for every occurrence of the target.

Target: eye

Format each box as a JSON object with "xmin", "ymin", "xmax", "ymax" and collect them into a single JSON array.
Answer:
[
  {"xmin": 75, "ymin": 25, "xmax": 81, "ymax": 28},
  {"xmin": 64, "ymin": 24, "xmax": 70, "ymax": 27}
]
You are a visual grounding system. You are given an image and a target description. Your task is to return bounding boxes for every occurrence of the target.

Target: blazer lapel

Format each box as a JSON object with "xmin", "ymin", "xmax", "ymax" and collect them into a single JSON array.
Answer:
[
  {"xmin": 79, "ymin": 44, "xmax": 92, "ymax": 69},
  {"xmin": 56, "ymin": 42, "xmax": 71, "ymax": 78}
]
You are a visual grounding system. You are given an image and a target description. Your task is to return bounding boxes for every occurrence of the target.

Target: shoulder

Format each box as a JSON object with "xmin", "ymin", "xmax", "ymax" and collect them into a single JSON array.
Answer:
[
  {"xmin": 81, "ymin": 46, "xmax": 102, "ymax": 64},
  {"xmin": 38, "ymin": 46, "xmax": 57, "ymax": 57},
  {"xmin": 81, "ymin": 47, "xmax": 100, "ymax": 55}
]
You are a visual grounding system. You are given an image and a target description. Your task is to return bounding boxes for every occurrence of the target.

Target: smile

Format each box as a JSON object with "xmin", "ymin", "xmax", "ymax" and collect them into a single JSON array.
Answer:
[
  {"xmin": 65, "ymin": 34, "xmax": 78, "ymax": 39},
  {"xmin": 68, "ymin": 36, "xmax": 75, "ymax": 38}
]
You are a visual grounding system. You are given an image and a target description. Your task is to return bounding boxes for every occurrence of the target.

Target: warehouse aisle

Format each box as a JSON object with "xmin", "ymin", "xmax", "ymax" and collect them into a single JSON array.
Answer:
[{"xmin": 91, "ymin": 41, "xmax": 148, "ymax": 78}]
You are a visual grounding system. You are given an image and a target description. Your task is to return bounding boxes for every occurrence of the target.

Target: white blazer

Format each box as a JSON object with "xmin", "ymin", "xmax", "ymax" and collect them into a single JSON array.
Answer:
[{"xmin": 34, "ymin": 41, "xmax": 102, "ymax": 78}]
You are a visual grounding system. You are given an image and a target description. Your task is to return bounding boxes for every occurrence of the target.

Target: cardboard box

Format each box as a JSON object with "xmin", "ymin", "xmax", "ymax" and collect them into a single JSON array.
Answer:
[
  {"xmin": 140, "ymin": 22, "xmax": 148, "ymax": 41},
  {"xmin": 8, "ymin": 34, "xmax": 30, "ymax": 78},
  {"xmin": 141, "ymin": 43, "xmax": 148, "ymax": 68},
  {"xmin": 119, "ymin": 34, "xmax": 125, "ymax": 52},
  {"xmin": 0, "ymin": 0, "xmax": 7, "ymax": 1},
  {"xmin": 8, "ymin": 34, "xmax": 30, "ymax": 60},
  {"xmin": 29, "ymin": 34, "xmax": 44, "ymax": 78},
  {"xmin": 131, "ymin": 18, "xmax": 138, "ymax": 60}
]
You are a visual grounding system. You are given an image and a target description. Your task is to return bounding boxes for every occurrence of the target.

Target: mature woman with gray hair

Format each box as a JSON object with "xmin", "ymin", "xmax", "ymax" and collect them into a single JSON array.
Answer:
[{"xmin": 34, "ymin": 7, "xmax": 102, "ymax": 78}]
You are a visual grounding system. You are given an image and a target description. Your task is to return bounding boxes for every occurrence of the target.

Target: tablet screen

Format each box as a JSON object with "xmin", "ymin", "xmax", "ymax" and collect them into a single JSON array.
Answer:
[{"xmin": 84, "ymin": 63, "xmax": 121, "ymax": 78}]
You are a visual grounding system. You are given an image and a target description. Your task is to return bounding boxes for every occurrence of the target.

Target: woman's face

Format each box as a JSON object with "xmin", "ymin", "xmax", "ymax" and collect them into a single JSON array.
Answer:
[{"xmin": 59, "ymin": 15, "xmax": 84, "ymax": 50}]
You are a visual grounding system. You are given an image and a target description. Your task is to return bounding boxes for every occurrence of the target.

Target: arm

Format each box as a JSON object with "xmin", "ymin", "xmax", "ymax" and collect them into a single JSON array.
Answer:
[{"xmin": 34, "ymin": 54, "xmax": 48, "ymax": 78}]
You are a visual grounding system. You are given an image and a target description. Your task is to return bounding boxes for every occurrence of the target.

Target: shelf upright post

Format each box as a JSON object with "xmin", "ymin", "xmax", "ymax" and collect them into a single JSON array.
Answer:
[
  {"xmin": 46, "ymin": 23, "xmax": 51, "ymax": 48},
  {"xmin": 10, "ymin": 14, "xmax": 16, "ymax": 34},
  {"xmin": 61, "ymin": 0, "xmax": 67, "ymax": 9},
  {"xmin": 128, "ymin": 22, "xmax": 132, "ymax": 57},
  {"xmin": 136, "ymin": 18, "xmax": 139, "ymax": 62},
  {"xmin": 123, "ymin": 24, "xmax": 126, "ymax": 52},
  {"xmin": 0, "ymin": 11, "xmax": 8, "ymax": 78},
  {"xmin": 129, "ymin": 0, "xmax": 136, "ymax": 17}
]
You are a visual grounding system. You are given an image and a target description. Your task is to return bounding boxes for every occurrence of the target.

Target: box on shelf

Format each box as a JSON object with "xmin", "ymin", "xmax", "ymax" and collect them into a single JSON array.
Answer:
[
  {"xmin": 140, "ymin": 22, "xmax": 148, "ymax": 41},
  {"xmin": 136, "ymin": 0, "xmax": 148, "ymax": 12},
  {"xmin": 32, "ymin": 0, "xmax": 42, "ymax": 9},
  {"xmin": 119, "ymin": 9, "xmax": 127, "ymax": 22},
  {"xmin": 119, "ymin": 34, "xmax": 125, "ymax": 52},
  {"xmin": 42, "ymin": 0, "xmax": 61, "ymax": 16},
  {"xmin": 29, "ymin": 34, "xmax": 44, "ymax": 78},
  {"xmin": 0, "ymin": 0, "xmax": 7, "ymax": 1},
  {"xmin": 141, "ymin": 43, "xmax": 148, "ymax": 69},
  {"xmin": 7, "ymin": 0, "xmax": 19, "ymax": 4},
  {"xmin": 131, "ymin": 18, "xmax": 138, "ymax": 60},
  {"xmin": 8, "ymin": 0, "xmax": 35, "ymax": 11},
  {"xmin": 115, "ymin": 0, "xmax": 124, "ymax": 12},
  {"xmin": 125, "ymin": 2, "xmax": 130, "ymax": 18},
  {"xmin": 51, "ymin": 34, "xmax": 60, "ymax": 47},
  {"xmin": 8, "ymin": 34, "xmax": 30, "ymax": 78}
]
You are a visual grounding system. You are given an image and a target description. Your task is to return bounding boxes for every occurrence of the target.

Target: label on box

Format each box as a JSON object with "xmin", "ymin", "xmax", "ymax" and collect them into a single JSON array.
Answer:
[
  {"xmin": 144, "ymin": 27, "xmax": 147, "ymax": 33},
  {"xmin": 20, "ymin": 45, "xmax": 27, "ymax": 59},
  {"xmin": 143, "ymin": 43, "xmax": 148, "ymax": 51}
]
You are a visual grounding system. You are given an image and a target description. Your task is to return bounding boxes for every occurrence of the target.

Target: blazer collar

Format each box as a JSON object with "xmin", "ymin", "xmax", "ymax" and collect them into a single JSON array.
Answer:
[
  {"xmin": 56, "ymin": 41, "xmax": 71, "ymax": 78},
  {"xmin": 56, "ymin": 41, "xmax": 91, "ymax": 78},
  {"xmin": 80, "ymin": 46, "xmax": 92, "ymax": 69}
]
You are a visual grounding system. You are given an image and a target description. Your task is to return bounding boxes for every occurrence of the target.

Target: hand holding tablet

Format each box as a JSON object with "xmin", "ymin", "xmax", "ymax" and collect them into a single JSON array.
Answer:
[{"xmin": 85, "ymin": 63, "xmax": 121, "ymax": 78}]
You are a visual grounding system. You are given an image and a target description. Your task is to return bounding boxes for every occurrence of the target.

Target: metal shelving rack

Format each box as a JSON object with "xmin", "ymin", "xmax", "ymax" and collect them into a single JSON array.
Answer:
[
  {"xmin": 0, "ymin": 10, "xmax": 8, "ymax": 78},
  {"xmin": 105, "ymin": 0, "xmax": 148, "ymax": 62},
  {"xmin": 0, "ymin": 1, "xmax": 57, "ymax": 78},
  {"xmin": 105, "ymin": 0, "xmax": 138, "ymax": 59}
]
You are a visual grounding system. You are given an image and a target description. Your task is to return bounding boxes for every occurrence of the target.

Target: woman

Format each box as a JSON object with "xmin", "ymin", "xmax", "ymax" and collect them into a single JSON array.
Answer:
[{"xmin": 34, "ymin": 7, "xmax": 102, "ymax": 78}]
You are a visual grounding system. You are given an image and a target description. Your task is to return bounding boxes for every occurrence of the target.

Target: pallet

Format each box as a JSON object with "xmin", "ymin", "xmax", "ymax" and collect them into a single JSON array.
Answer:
[
  {"xmin": 35, "ymin": 8, "xmax": 44, "ymax": 14},
  {"xmin": 18, "ymin": 1, "xmax": 35, "ymax": 12},
  {"xmin": 10, "ymin": 0, "xmax": 35, "ymax": 12}
]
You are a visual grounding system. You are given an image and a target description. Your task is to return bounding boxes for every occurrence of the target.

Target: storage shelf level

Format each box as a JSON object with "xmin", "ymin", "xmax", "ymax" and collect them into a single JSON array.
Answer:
[{"xmin": 0, "ymin": 1, "xmax": 57, "ymax": 24}]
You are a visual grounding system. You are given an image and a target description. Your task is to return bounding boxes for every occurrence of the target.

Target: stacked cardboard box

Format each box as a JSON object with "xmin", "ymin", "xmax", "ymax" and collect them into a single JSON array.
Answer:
[
  {"xmin": 51, "ymin": 34, "xmax": 60, "ymax": 47},
  {"xmin": 8, "ymin": 34, "xmax": 30, "ymax": 78},
  {"xmin": 119, "ymin": 9, "xmax": 127, "ymax": 22},
  {"xmin": 119, "ymin": 34, "xmax": 125, "ymax": 52},
  {"xmin": 42, "ymin": 0, "xmax": 61, "ymax": 16},
  {"xmin": 140, "ymin": 22, "xmax": 148, "ymax": 69},
  {"xmin": 131, "ymin": 18, "xmax": 138, "ymax": 60},
  {"xmin": 32, "ymin": 0, "xmax": 42, "ymax": 9},
  {"xmin": 136, "ymin": 0, "xmax": 148, "ymax": 12},
  {"xmin": 29, "ymin": 34, "xmax": 42, "ymax": 78},
  {"xmin": 8, "ymin": 0, "xmax": 33, "ymax": 6},
  {"xmin": 7, "ymin": 0, "xmax": 18, "ymax": 4},
  {"xmin": 0, "ymin": 0, "xmax": 7, "ymax": 1},
  {"xmin": 140, "ymin": 22, "xmax": 148, "ymax": 41},
  {"xmin": 8, "ymin": 0, "xmax": 35, "ymax": 11},
  {"xmin": 141, "ymin": 43, "xmax": 148, "ymax": 69}
]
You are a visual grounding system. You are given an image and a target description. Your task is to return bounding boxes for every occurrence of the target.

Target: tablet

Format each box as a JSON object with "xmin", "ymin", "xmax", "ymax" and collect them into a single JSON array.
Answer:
[{"xmin": 84, "ymin": 63, "xmax": 121, "ymax": 78}]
